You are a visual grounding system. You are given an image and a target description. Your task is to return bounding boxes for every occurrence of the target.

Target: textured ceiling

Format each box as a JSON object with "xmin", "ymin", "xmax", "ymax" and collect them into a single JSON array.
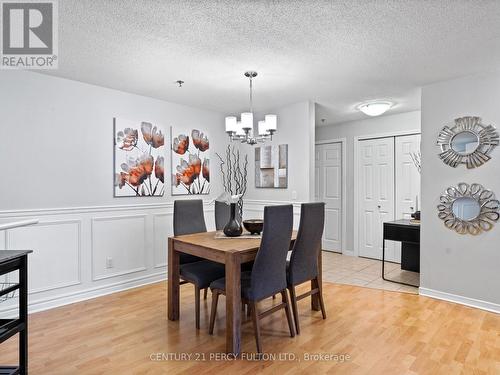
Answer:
[{"xmin": 42, "ymin": 0, "xmax": 500, "ymax": 125}]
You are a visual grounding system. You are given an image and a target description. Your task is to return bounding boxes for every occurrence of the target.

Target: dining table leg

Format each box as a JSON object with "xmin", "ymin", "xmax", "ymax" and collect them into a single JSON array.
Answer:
[
  {"xmin": 168, "ymin": 237, "xmax": 180, "ymax": 321},
  {"xmin": 225, "ymin": 252, "xmax": 241, "ymax": 355},
  {"xmin": 311, "ymin": 249, "xmax": 323, "ymax": 311}
]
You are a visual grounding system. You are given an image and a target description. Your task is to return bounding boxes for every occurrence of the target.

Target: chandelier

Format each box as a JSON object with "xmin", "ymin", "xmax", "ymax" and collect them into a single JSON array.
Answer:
[{"xmin": 225, "ymin": 71, "xmax": 277, "ymax": 145}]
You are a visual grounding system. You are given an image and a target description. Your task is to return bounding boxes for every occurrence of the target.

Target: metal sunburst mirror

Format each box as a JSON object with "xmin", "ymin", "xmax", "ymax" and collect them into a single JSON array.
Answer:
[
  {"xmin": 437, "ymin": 183, "xmax": 500, "ymax": 235},
  {"xmin": 437, "ymin": 116, "xmax": 499, "ymax": 168}
]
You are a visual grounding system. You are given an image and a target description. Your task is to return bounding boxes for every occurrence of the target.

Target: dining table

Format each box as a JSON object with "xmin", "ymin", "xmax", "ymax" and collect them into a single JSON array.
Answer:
[{"xmin": 167, "ymin": 230, "xmax": 323, "ymax": 355}]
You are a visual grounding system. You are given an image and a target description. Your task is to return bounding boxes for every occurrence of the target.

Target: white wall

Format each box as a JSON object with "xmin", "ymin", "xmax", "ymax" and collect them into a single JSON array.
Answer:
[
  {"xmin": 420, "ymin": 71, "xmax": 500, "ymax": 312},
  {"xmin": 315, "ymin": 111, "xmax": 421, "ymax": 252},
  {"xmin": 0, "ymin": 71, "xmax": 227, "ymax": 315},
  {"xmin": 240, "ymin": 100, "xmax": 316, "ymax": 204},
  {"xmin": 0, "ymin": 71, "xmax": 227, "ymax": 209}
]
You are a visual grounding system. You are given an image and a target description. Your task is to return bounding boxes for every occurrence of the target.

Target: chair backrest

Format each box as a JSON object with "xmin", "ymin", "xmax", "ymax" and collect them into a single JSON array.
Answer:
[
  {"xmin": 288, "ymin": 202, "xmax": 325, "ymax": 286},
  {"xmin": 173, "ymin": 199, "xmax": 207, "ymax": 264},
  {"xmin": 249, "ymin": 205, "xmax": 293, "ymax": 301},
  {"xmin": 215, "ymin": 201, "xmax": 242, "ymax": 230}
]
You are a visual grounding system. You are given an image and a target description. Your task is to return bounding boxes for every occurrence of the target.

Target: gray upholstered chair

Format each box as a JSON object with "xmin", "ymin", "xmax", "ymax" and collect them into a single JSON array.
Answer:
[
  {"xmin": 173, "ymin": 199, "xmax": 225, "ymax": 329},
  {"xmin": 287, "ymin": 202, "xmax": 326, "ymax": 334},
  {"xmin": 214, "ymin": 200, "xmax": 230, "ymax": 231},
  {"xmin": 208, "ymin": 205, "xmax": 295, "ymax": 353}
]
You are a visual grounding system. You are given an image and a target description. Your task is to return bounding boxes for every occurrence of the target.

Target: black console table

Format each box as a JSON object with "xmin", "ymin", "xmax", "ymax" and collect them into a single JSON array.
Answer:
[
  {"xmin": 382, "ymin": 220, "xmax": 420, "ymax": 287},
  {"xmin": 0, "ymin": 250, "xmax": 32, "ymax": 375}
]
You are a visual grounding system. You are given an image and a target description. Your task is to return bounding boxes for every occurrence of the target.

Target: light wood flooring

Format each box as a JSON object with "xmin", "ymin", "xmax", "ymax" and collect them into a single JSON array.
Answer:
[{"xmin": 0, "ymin": 280, "xmax": 498, "ymax": 374}]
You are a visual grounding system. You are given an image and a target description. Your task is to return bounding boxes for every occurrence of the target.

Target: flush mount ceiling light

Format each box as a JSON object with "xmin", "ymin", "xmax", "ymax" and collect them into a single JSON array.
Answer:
[
  {"xmin": 225, "ymin": 71, "xmax": 277, "ymax": 145},
  {"xmin": 357, "ymin": 101, "xmax": 393, "ymax": 117}
]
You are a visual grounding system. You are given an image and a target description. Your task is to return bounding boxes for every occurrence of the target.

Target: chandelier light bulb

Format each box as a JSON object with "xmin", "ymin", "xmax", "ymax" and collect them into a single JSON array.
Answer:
[{"xmin": 225, "ymin": 116, "xmax": 237, "ymax": 133}]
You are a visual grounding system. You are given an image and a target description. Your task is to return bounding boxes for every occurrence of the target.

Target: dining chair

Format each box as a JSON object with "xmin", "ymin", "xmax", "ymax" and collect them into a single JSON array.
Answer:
[
  {"xmin": 208, "ymin": 205, "xmax": 295, "ymax": 353},
  {"xmin": 173, "ymin": 199, "xmax": 225, "ymax": 329},
  {"xmin": 286, "ymin": 202, "xmax": 326, "ymax": 334},
  {"xmin": 214, "ymin": 200, "xmax": 230, "ymax": 230}
]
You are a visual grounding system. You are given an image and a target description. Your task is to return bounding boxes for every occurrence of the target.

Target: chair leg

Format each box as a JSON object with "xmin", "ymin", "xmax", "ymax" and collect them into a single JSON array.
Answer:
[
  {"xmin": 208, "ymin": 290, "xmax": 219, "ymax": 335},
  {"xmin": 249, "ymin": 301, "xmax": 262, "ymax": 354},
  {"xmin": 313, "ymin": 277, "xmax": 327, "ymax": 319},
  {"xmin": 288, "ymin": 285, "xmax": 300, "ymax": 335},
  {"xmin": 281, "ymin": 290, "xmax": 295, "ymax": 338},
  {"xmin": 204, "ymin": 288, "xmax": 208, "ymax": 300},
  {"xmin": 247, "ymin": 302, "xmax": 251, "ymax": 318},
  {"xmin": 195, "ymin": 286, "xmax": 200, "ymax": 329}
]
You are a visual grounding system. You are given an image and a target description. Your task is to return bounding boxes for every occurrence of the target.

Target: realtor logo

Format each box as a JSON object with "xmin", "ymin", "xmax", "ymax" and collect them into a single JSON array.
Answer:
[{"xmin": 1, "ymin": 0, "xmax": 58, "ymax": 69}]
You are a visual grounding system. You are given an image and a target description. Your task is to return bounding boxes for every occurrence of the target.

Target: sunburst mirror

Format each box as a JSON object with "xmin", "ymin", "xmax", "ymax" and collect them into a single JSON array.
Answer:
[
  {"xmin": 437, "ymin": 116, "xmax": 499, "ymax": 168},
  {"xmin": 437, "ymin": 183, "xmax": 500, "ymax": 235}
]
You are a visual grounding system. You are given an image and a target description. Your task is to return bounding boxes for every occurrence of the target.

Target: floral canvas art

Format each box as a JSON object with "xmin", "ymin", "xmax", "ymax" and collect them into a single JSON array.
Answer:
[
  {"xmin": 113, "ymin": 118, "xmax": 166, "ymax": 197},
  {"xmin": 171, "ymin": 127, "xmax": 210, "ymax": 195}
]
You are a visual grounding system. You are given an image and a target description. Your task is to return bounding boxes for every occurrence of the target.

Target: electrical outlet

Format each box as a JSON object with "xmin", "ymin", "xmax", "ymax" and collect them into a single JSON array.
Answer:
[{"xmin": 106, "ymin": 257, "xmax": 113, "ymax": 269}]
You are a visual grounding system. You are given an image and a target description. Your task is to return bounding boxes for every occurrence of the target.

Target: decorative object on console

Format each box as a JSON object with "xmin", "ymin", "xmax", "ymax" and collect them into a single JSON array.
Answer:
[
  {"xmin": 437, "ymin": 182, "xmax": 500, "ymax": 235},
  {"xmin": 225, "ymin": 71, "xmax": 277, "ymax": 145},
  {"xmin": 171, "ymin": 127, "xmax": 210, "ymax": 195},
  {"xmin": 215, "ymin": 145, "xmax": 248, "ymax": 219},
  {"xmin": 437, "ymin": 116, "xmax": 499, "ymax": 169},
  {"xmin": 114, "ymin": 118, "xmax": 165, "ymax": 197},
  {"xmin": 255, "ymin": 144, "xmax": 288, "ymax": 188}
]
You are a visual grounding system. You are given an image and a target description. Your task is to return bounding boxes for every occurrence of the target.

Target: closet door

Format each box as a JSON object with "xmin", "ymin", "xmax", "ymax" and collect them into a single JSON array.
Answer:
[
  {"xmin": 396, "ymin": 134, "xmax": 421, "ymax": 219},
  {"xmin": 358, "ymin": 137, "xmax": 395, "ymax": 260},
  {"xmin": 394, "ymin": 134, "xmax": 421, "ymax": 263},
  {"xmin": 315, "ymin": 143, "xmax": 343, "ymax": 252}
]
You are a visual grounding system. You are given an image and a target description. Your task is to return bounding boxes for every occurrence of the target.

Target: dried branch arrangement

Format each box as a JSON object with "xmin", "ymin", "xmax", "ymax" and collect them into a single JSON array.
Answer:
[{"xmin": 215, "ymin": 145, "xmax": 248, "ymax": 219}]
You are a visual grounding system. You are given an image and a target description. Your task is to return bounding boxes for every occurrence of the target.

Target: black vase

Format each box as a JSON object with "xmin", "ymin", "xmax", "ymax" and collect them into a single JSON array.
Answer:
[{"xmin": 223, "ymin": 203, "xmax": 243, "ymax": 237}]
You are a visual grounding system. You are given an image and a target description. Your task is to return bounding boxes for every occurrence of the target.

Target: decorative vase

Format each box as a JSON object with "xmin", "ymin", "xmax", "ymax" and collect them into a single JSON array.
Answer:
[
  {"xmin": 411, "ymin": 211, "xmax": 421, "ymax": 221},
  {"xmin": 224, "ymin": 203, "xmax": 243, "ymax": 237}
]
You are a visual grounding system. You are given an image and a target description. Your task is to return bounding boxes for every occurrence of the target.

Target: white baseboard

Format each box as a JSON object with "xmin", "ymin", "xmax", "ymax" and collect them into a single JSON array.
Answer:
[
  {"xmin": 419, "ymin": 287, "xmax": 500, "ymax": 314},
  {"xmin": 0, "ymin": 271, "xmax": 166, "ymax": 318}
]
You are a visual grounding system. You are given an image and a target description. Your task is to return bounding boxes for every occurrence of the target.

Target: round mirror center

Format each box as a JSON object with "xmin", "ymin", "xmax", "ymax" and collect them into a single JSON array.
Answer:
[
  {"xmin": 451, "ymin": 131, "xmax": 479, "ymax": 155},
  {"xmin": 452, "ymin": 197, "xmax": 481, "ymax": 221}
]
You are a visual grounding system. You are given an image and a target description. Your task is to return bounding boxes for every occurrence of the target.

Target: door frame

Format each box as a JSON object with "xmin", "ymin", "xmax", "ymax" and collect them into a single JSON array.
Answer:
[
  {"xmin": 353, "ymin": 130, "xmax": 420, "ymax": 257},
  {"xmin": 315, "ymin": 138, "xmax": 347, "ymax": 254}
]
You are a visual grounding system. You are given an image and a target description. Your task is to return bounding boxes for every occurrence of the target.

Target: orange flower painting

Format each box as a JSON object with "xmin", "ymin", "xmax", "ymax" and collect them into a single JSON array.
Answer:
[
  {"xmin": 171, "ymin": 127, "xmax": 210, "ymax": 195},
  {"xmin": 114, "ymin": 118, "xmax": 166, "ymax": 197}
]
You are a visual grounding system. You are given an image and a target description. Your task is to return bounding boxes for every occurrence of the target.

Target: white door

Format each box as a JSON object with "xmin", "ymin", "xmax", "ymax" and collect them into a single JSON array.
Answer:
[
  {"xmin": 396, "ymin": 134, "xmax": 421, "ymax": 220},
  {"xmin": 315, "ymin": 143, "xmax": 342, "ymax": 252},
  {"xmin": 358, "ymin": 137, "xmax": 395, "ymax": 260},
  {"xmin": 393, "ymin": 134, "xmax": 421, "ymax": 263}
]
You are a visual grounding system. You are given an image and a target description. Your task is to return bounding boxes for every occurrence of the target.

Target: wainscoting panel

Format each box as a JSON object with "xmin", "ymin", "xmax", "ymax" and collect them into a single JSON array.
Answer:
[
  {"xmin": 91, "ymin": 215, "xmax": 147, "ymax": 281},
  {"xmin": 153, "ymin": 213, "xmax": 172, "ymax": 269},
  {"xmin": 6, "ymin": 220, "xmax": 82, "ymax": 293}
]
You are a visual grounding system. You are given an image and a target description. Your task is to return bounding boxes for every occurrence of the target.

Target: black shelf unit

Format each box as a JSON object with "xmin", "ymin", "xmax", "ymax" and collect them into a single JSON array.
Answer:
[{"xmin": 0, "ymin": 251, "xmax": 32, "ymax": 375}]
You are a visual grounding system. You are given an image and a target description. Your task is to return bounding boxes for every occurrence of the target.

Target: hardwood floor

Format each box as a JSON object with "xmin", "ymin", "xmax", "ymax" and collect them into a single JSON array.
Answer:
[{"xmin": 0, "ymin": 281, "xmax": 498, "ymax": 374}]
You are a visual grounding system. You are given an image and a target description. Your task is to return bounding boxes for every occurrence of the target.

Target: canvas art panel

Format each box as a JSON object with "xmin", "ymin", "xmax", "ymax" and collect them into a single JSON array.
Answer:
[
  {"xmin": 255, "ymin": 144, "xmax": 288, "ymax": 188},
  {"xmin": 113, "ymin": 118, "xmax": 166, "ymax": 197},
  {"xmin": 171, "ymin": 127, "xmax": 210, "ymax": 195}
]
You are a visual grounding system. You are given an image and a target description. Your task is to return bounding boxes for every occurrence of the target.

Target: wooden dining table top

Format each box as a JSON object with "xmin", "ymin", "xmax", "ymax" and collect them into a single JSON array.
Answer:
[
  {"xmin": 171, "ymin": 230, "xmax": 297, "ymax": 264},
  {"xmin": 172, "ymin": 230, "xmax": 297, "ymax": 252}
]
